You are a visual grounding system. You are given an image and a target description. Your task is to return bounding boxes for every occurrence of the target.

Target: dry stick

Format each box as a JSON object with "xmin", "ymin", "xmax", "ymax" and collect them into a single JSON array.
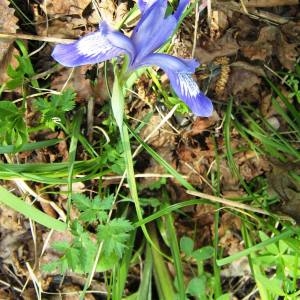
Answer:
[
  {"xmin": 186, "ymin": 190, "xmax": 271, "ymax": 216},
  {"xmin": 243, "ymin": 0, "xmax": 299, "ymax": 7},
  {"xmin": 0, "ymin": 32, "xmax": 75, "ymax": 44}
]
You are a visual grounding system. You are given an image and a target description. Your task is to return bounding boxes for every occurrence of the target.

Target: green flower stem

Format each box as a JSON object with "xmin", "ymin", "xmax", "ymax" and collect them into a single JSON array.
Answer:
[{"xmin": 112, "ymin": 70, "xmax": 169, "ymax": 258}]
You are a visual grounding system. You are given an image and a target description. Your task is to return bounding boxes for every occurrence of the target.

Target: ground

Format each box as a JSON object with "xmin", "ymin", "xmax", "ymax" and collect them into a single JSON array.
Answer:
[{"xmin": 0, "ymin": 0, "xmax": 299, "ymax": 299}]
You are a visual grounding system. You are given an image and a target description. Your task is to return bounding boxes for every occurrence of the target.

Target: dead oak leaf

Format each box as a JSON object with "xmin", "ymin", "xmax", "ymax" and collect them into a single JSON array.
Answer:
[
  {"xmin": 51, "ymin": 66, "xmax": 110, "ymax": 103},
  {"xmin": 241, "ymin": 26, "xmax": 277, "ymax": 61},
  {"xmin": 276, "ymin": 32, "xmax": 298, "ymax": 70},
  {"xmin": 39, "ymin": 0, "xmax": 91, "ymax": 16},
  {"xmin": 195, "ymin": 31, "xmax": 240, "ymax": 64},
  {"xmin": 0, "ymin": 0, "xmax": 19, "ymax": 84}
]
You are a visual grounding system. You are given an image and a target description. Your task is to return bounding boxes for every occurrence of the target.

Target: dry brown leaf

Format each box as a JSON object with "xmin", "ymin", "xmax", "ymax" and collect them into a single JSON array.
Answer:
[
  {"xmin": 268, "ymin": 164, "xmax": 300, "ymax": 224},
  {"xmin": 51, "ymin": 66, "xmax": 110, "ymax": 103},
  {"xmin": 139, "ymin": 114, "xmax": 176, "ymax": 148},
  {"xmin": 210, "ymin": 9, "xmax": 230, "ymax": 38},
  {"xmin": 240, "ymin": 25, "xmax": 298, "ymax": 70},
  {"xmin": 228, "ymin": 68, "xmax": 261, "ymax": 96},
  {"xmin": 35, "ymin": 18, "xmax": 85, "ymax": 38},
  {"xmin": 0, "ymin": 203, "xmax": 23, "ymax": 231},
  {"xmin": 281, "ymin": 21, "xmax": 300, "ymax": 43},
  {"xmin": 0, "ymin": 0, "xmax": 19, "ymax": 84},
  {"xmin": 40, "ymin": 0, "xmax": 91, "ymax": 16},
  {"xmin": 182, "ymin": 112, "xmax": 220, "ymax": 138},
  {"xmin": 241, "ymin": 26, "xmax": 277, "ymax": 61},
  {"xmin": 276, "ymin": 32, "xmax": 298, "ymax": 70},
  {"xmin": 195, "ymin": 31, "xmax": 240, "ymax": 64}
]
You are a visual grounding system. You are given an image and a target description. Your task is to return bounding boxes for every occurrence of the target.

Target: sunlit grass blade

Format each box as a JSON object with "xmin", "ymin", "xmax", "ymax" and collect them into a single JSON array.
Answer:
[
  {"xmin": 149, "ymin": 223, "xmax": 175, "ymax": 300},
  {"xmin": 217, "ymin": 226, "xmax": 300, "ymax": 266},
  {"xmin": 266, "ymin": 77, "xmax": 300, "ymax": 126},
  {"xmin": 126, "ymin": 122, "xmax": 194, "ymax": 191},
  {"xmin": 0, "ymin": 158, "xmax": 107, "ymax": 184},
  {"xmin": 0, "ymin": 139, "xmax": 62, "ymax": 154},
  {"xmin": 66, "ymin": 109, "xmax": 83, "ymax": 222},
  {"xmin": 112, "ymin": 229, "xmax": 136, "ymax": 300},
  {"xmin": 163, "ymin": 202, "xmax": 185, "ymax": 299},
  {"xmin": 0, "ymin": 186, "xmax": 67, "ymax": 231},
  {"xmin": 137, "ymin": 243, "xmax": 153, "ymax": 300}
]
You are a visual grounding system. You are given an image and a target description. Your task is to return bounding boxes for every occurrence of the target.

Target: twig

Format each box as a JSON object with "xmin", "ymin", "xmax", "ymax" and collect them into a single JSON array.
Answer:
[
  {"xmin": 243, "ymin": 0, "xmax": 299, "ymax": 7},
  {"xmin": 186, "ymin": 190, "xmax": 271, "ymax": 216},
  {"xmin": 0, "ymin": 32, "xmax": 75, "ymax": 44}
]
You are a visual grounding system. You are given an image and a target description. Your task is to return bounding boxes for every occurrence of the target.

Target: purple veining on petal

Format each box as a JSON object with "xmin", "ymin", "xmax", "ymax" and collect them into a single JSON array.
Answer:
[
  {"xmin": 52, "ymin": 22, "xmax": 135, "ymax": 67},
  {"xmin": 132, "ymin": 53, "xmax": 213, "ymax": 116}
]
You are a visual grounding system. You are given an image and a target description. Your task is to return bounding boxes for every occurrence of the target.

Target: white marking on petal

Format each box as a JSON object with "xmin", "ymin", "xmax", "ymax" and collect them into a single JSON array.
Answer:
[
  {"xmin": 77, "ymin": 32, "xmax": 112, "ymax": 57},
  {"xmin": 177, "ymin": 73, "xmax": 200, "ymax": 98}
]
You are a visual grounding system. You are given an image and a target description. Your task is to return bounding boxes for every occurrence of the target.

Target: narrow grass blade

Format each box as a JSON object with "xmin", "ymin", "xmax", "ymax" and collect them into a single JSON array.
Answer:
[
  {"xmin": 0, "ymin": 186, "xmax": 66, "ymax": 231},
  {"xmin": 149, "ymin": 223, "xmax": 176, "ymax": 300},
  {"xmin": 0, "ymin": 139, "xmax": 62, "ymax": 154},
  {"xmin": 217, "ymin": 227, "xmax": 300, "ymax": 266},
  {"xmin": 137, "ymin": 243, "xmax": 153, "ymax": 300},
  {"xmin": 126, "ymin": 123, "xmax": 194, "ymax": 191},
  {"xmin": 164, "ymin": 203, "xmax": 185, "ymax": 299}
]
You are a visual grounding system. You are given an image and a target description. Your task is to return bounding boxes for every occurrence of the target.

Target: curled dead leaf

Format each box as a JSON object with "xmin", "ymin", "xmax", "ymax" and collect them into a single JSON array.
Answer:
[{"xmin": 0, "ymin": 0, "xmax": 19, "ymax": 84}]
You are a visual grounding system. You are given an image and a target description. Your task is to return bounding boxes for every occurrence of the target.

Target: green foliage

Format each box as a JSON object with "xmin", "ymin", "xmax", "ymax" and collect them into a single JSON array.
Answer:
[
  {"xmin": 164, "ymin": 96, "xmax": 190, "ymax": 114},
  {"xmin": 44, "ymin": 221, "xmax": 97, "ymax": 274},
  {"xmin": 43, "ymin": 193, "xmax": 133, "ymax": 274},
  {"xmin": 286, "ymin": 62, "xmax": 300, "ymax": 103},
  {"xmin": 99, "ymin": 143, "xmax": 125, "ymax": 174},
  {"xmin": 0, "ymin": 101, "xmax": 28, "ymax": 148},
  {"xmin": 180, "ymin": 236, "xmax": 216, "ymax": 299},
  {"xmin": 72, "ymin": 193, "xmax": 113, "ymax": 223},
  {"xmin": 6, "ymin": 40, "xmax": 38, "ymax": 89},
  {"xmin": 34, "ymin": 89, "xmax": 76, "ymax": 130},
  {"xmin": 251, "ymin": 231, "xmax": 300, "ymax": 297},
  {"xmin": 97, "ymin": 218, "xmax": 133, "ymax": 258}
]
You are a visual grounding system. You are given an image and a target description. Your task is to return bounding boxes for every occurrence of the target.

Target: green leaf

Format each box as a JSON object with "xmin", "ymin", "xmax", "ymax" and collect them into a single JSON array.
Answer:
[
  {"xmin": 186, "ymin": 276, "xmax": 206, "ymax": 298},
  {"xmin": 42, "ymin": 260, "xmax": 63, "ymax": 273},
  {"xmin": 192, "ymin": 246, "xmax": 214, "ymax": 262},
  {"xmin": 216, "ymin": 293, "xmax": 231, "ymax": 300},
  {"xmin": 72, "ymin": 194, "xmax": 113, "ymax": 223},
  {"xmin": 34, "ymin": 89, "xmax": 76, "ymax": 129},
  {"xmin": 180, "ymin": 236, "xmax": 194, "ymax": 256},
  {"xmin": 52, "ymin": 241, "xmax": 70, "ymax": 252},
  {"xmin": 97, "ymin": 218, "xmax": 133, "ymax": 258},
  {"xmin": 256, "ymin": 273, "xmax": 285, "ymax": 296},
  {"xmin": 0, "ymin": 101, "xmax": 28, "ymax": 148},
  {"xmin": 259, "ymin": 231, "xmax": 279, "ymax": 255},
  {"xmin": 72, "ymin": 193, "xmax": 91, "ymax": 210},
  {"xmin": 66, "ymin": 248, "xmax": 80, "ymax": 271}
]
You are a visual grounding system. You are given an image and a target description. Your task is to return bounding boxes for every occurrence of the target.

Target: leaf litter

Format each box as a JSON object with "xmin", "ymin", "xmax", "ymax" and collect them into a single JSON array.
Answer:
[{"xmin": 0, "ymin": 0, "xmax": 299, "ymax": 298}]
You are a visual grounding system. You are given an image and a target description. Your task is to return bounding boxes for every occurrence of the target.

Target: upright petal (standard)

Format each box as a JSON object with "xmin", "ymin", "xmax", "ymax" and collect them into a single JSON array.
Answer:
[{"xmin": 131, "ymin": 0, "xmax": 177, "ymax": 64}]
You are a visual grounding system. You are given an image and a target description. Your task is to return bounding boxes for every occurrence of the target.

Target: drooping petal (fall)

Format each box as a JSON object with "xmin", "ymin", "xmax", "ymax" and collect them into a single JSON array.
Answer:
[
  {"xmin": 52, "ymin": 22, "xmax": 135, "ymax": 67},
  {"xmin": 135, "ymin": 53, "xmax": 213, "ymax": 117},
  {"xmin": 168, "ymin": 71, "xmax": 213, "ymax": 117},
  {"xmin": 131, "ymin": 0, "xmax": 177, "ymax": 64},
  {"xmin": 135, "ymin": 52, "xmax": 199, "ymax": 74}
]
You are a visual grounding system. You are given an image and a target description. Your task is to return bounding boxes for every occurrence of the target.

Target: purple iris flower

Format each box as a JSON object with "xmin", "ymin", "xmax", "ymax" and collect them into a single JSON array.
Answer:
[{"xmin": 52, "ymin": 0, "xmax": 213, "ymax": 117}]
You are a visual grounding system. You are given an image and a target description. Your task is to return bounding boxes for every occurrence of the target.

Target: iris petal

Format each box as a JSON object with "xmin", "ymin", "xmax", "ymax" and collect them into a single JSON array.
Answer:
[
  {"xmin": 174, "ymin": 0, "xmax": 190, "ymax": 21},
  {"xmin": 135, "ymin": 53, "xmax": 199, "ymax": 73},
  {"xmin": 52, "ymin": 22, "xmax": 135, "ymax": 67},
  {"xmin": 137, "ymin": 0, "xmax": 157, "ymax": 12},
  {"xmin": 135, "ymin": 53, "xmax": 213, "ymax": 117},
  {"xmin": 131, "ymin": 0, "xmax": 176, "ymax": 63},
  {"xmin": 169, "ymin": 72, "xmax": 213, "ymax": 117}
]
